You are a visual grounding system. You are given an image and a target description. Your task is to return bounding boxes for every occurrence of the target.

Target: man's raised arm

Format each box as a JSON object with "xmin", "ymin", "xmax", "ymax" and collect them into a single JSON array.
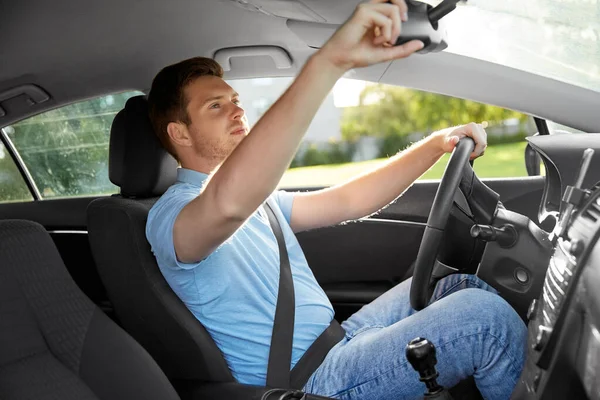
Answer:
[{"xmin": 174, "ymin": 0, "xmax": 424, "ymax": 263}]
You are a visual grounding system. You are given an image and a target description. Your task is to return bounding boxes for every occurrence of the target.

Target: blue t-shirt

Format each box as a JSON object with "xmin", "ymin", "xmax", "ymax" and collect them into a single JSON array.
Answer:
[{"xmin": 146, "ymin": 168, "xmax": 334, "ymax": 385}]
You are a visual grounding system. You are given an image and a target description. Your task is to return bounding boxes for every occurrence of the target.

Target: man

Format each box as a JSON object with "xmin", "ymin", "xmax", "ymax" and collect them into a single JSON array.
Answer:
[{"xmin": 146, "ymin": 1, "xmax": 527, "ymax": 399}]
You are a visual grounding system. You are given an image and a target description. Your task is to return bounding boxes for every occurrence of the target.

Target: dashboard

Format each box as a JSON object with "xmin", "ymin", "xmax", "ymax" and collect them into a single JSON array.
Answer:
[
  {"xmin": 511, "ymin": 133, "xmax": 600, "ymax": 399},
  {"xmin": 527, "ymin": 134, "xmax": 600, "ymax": 228}
]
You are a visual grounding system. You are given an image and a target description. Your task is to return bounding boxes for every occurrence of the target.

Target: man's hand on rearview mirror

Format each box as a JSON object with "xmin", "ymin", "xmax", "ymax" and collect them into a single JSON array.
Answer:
[{"xmin": 318, "ymin": 0, "xmax": 424, "ymax": 75}]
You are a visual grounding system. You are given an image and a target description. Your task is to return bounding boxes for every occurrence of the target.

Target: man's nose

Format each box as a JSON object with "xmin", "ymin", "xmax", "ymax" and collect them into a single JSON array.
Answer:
[{"xmin": 232, "ymin": 104, "xmax": 245, "ymax": 120}]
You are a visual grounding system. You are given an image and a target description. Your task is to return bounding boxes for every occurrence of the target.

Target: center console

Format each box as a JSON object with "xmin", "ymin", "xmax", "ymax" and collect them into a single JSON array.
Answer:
[{"xmin": 512, "ymin": 150, "xmax": 600, "ymax": 399}]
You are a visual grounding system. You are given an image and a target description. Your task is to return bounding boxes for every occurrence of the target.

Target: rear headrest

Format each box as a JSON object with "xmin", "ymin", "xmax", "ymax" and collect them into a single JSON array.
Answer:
[{"xmin": 109, "ymin": 96, "xmax": 178, "ymax": 198}]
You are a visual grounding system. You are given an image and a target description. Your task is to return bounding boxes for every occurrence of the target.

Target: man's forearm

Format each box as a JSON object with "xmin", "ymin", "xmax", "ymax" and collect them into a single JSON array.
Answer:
[
  {"xmin": 208, "ymin": 54, "xmax": 344, "ymax": 219},
  {"xmin": 334, "ymin": 133, "xmax": 445, "ymax": 220}
]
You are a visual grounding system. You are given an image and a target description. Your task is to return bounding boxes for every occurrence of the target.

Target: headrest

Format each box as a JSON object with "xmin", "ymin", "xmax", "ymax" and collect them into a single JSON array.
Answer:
[{"xmin": 109, "ymin": 96, "xmax": 178, "ymax": 198}]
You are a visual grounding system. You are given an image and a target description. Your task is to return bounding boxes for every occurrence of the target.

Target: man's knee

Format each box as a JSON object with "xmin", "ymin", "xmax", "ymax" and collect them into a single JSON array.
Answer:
[
  {"xmin": 434, "ymin": 289, "xmax": 527, "ymax": 375},
  {"xmin": 450, "ymin": 288, "xmax": 526, "ymax": 342}
]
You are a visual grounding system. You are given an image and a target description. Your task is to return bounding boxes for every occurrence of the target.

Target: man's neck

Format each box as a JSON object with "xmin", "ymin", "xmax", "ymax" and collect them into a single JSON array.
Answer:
[{"xmin": 180, "ymin": 158, "xmax": 222, "ymax": 175}]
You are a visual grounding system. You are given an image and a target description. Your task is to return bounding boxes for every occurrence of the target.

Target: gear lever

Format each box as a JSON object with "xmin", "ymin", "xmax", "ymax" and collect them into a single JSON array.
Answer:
[{"xmin": 406, "ymin": 337, "xmax": 453, "ymax": 399}]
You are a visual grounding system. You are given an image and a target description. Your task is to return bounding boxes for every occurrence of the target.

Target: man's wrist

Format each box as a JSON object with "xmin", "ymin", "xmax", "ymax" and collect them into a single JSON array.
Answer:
[
  {"xmin": 425, "ymin": 130, "xmax": 447, "ymax": 157},
  {"xmin": 309, "ymin": 50, "xmax": 347, "ymax": 81}
]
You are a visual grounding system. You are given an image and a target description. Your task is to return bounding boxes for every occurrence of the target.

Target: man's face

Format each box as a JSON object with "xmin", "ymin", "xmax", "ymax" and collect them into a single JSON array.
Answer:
[{"xmin": 182, "ymin": 75, "xmax": 249, "ymax": 163}]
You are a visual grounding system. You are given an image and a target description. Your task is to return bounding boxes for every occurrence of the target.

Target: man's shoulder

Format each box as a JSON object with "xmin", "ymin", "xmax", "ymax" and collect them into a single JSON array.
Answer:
[
  {"xmin": 145, "ymin": 182, "xmax": 204, "ymax": 267},
  {"xmin": 150, "ymin": 183, "xmax": 200, "ymax": 213},
  {"xmin": 147, "ymin": 183, "xmax": 200, "ymax": 237}
]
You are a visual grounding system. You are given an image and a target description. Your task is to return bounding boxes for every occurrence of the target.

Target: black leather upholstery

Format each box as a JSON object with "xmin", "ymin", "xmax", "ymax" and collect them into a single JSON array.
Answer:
[
  {"xmin": 109, "ymin": 95, "xmax": 178, "ymax": 198},
  {"xmin": 0, "ymin": 219, "xmax": 180, "ymax": 400}
]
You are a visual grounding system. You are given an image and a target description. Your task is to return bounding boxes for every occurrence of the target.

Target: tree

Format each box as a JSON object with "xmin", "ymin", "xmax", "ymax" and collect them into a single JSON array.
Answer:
[
  {"xmin": 0, "ymin": 144, "xmax": 33, "ymax": 202},
  {"xmin": 341, "ymin": 84, "xmax": 529, "ymax": 156},
  {"xmin": 341, "ymin": 85, "xmax": 414, "ymax": 142},
  {"xmin": 4, "ymin": 91, "xmax": 139, "ymax": 198}
]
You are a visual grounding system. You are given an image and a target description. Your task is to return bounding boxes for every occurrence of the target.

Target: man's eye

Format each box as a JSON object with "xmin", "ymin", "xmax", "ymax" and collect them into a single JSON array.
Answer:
[
  {"xmin": 210, "ymin": 103, "xmax": 220, "ymax": 109},
  {"xmin": 233, "ymin": 99, "xmax": 241, "ymax": 105}
]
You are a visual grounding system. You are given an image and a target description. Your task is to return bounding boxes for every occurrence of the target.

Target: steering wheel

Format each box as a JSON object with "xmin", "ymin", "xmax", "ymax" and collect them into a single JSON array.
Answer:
[{"xmin": 410, "ymin": 137, "xmax": 476, "ymax": 311}]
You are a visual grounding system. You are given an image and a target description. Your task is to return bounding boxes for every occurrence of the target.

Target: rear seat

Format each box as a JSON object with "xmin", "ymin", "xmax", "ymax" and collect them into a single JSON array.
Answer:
[{"xmin": 0, "ymin": 219, "xmax": 180, "ymax": 400}]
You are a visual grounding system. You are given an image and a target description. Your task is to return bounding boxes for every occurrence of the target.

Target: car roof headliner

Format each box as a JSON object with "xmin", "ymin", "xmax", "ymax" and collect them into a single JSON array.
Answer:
[{"xmin": 2, "ymin": 0, "xmax": 599, "ymax": 132}]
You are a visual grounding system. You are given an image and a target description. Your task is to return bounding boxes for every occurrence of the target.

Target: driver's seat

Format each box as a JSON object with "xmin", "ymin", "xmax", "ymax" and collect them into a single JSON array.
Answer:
[{"xmin": 86, "ymin": 96, "xmax": 332, "ymax": 400}]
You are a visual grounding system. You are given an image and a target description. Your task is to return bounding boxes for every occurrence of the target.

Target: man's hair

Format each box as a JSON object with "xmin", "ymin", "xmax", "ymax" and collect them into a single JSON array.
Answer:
[{"xmin": 147, "ymin": 57, "xmax": 224, "ymax": 160}]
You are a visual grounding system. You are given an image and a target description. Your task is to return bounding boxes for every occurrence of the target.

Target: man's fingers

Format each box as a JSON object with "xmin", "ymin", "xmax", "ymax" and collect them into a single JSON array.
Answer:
[
  {"xmin": 369, "ymin": 0, "xmax": 408, "ymax": 21},
  {"xmin": 389, "ymin": 0, "xmax": 408, "ymax": 21},
  {"xmin": 360, "ymin": 3, "xmax": 403, "ymax": 44},
  {"xmin": 461, "ymin": 122, "xmax": 487, "ymax": 159},
  {"xmin": 370, "ymin": 3, "xmax": 402, "ymax": 39},
  {"xmin": 378, "ymin": 40, "xmax": 424, "ymax": 62},
  {"xmin": 322, "ymin": 0, "xmax": 419, "ymax": 71},
  {"xmin": 470, "ymin": 150, "xmax": 485, "ymax": 160},
  {"xmin": 373, "ymin": 17, "xmax": 393, "ymax": 45},
  {"xmin": 471, "ymin": 122, "xmax": 488, "ymax": 156}
]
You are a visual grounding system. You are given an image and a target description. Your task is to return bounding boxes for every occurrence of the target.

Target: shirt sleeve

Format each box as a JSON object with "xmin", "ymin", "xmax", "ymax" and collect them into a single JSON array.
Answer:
[
  {"xmin": 146, "ymin": 188, "xmax": 205, "ymax": 271},
  {"xmin": 271, "ymin": 189, "xmax": 296, "ymax": 225}
]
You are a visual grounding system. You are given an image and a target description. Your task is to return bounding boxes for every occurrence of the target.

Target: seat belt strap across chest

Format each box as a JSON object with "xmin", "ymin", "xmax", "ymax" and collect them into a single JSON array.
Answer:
[
  {"xmin": 264, "ymin": 201, "xmax": 295, "ymax": 388},
  {"xmin": 263, "ymin": 201, "xmax": 345, "ymax": 390}
]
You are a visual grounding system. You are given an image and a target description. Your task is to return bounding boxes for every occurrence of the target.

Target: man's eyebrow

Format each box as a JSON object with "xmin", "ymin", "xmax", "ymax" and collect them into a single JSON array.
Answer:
[{"xmin": 201, "ymin": 92, "xmax": 240, "ymax": 106}]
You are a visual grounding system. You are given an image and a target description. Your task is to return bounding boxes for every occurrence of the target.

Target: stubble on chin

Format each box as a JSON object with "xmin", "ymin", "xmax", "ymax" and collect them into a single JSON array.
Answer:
[{"xmin": 198, "ymin": 134, "xmax": 245, "ymax": 165}]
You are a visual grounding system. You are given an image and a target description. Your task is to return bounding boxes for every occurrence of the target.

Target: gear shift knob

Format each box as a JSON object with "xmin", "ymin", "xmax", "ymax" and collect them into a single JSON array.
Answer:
[
  {"xmin": 406, "ymin": 338, "xmax": 440, "ymax": 389},
  {"xmin": 406, "ymin": 337, "xmax": 453, "ymax": 399}
]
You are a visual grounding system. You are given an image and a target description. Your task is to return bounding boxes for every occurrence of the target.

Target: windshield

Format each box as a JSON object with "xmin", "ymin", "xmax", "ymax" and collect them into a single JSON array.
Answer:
[{"xmin": 439, "ymin": 0, "xmax": 600, "ymax": 94}]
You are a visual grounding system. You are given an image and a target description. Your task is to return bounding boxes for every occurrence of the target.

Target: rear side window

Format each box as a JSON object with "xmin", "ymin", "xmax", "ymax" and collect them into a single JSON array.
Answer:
[
  {"xmin": 2, "ymin": 91, "xmax": 142, "ymax": 199},
  {"xmin": 0, "ymin": 142, "xmax": 33, "ymax": 203}
]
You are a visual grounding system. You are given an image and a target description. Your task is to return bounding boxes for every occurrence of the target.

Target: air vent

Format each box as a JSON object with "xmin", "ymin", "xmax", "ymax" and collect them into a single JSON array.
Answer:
[{"xmin": 583, "ymin": 202, "xmax": 600, "ymax": 223}]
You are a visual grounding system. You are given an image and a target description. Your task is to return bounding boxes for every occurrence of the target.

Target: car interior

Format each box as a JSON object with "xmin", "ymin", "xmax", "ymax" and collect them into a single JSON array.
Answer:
[{"xmin": 1, "ymin": 0, "xmax": 600, "ymax": 399}]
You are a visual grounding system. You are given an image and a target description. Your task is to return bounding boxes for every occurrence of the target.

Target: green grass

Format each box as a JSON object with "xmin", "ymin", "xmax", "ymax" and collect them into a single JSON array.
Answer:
[{"xmin": 279, "ymin": 141, "xmax": 529, "ymax": 188}]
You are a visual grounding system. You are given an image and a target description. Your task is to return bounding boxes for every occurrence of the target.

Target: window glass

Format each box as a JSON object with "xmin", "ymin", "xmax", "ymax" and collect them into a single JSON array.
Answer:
[
  {"xmin": 4, "ymin": 91, "xmax": 143, "ymax": 198},
  {"xmin": 444, "ymin": 1, "xmax": 600, "ymax": 95},
  {"xmin": 0, "ymin": 141, "xmax": 34, "ymax": 203},
  {"xmin": 228, "ymin": 78, "xmax": 536, "ymax": 188}
]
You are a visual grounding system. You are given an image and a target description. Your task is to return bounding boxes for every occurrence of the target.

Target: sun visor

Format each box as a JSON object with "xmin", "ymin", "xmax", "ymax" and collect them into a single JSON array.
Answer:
[
  {"xmin": 286, "ymin": 20, "xmax": 339, "ymax": 49},
  {"xmin": 223, "ymin": 0, "xmax": 327, "ymax": 22}
]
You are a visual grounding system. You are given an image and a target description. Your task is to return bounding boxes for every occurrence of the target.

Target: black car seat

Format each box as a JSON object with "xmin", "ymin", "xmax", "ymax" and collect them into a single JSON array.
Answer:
[
  {"xmin": 86, "ymin": 96, "xmax": 333, "ymax": 400},
  {"xmin": 0, "ymin": 219, "xmax": 180, "ymax": 400}
]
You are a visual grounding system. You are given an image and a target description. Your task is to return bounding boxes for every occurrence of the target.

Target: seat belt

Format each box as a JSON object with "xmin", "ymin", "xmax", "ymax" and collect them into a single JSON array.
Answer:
[{"xmin": 263, "ymin": 201, "xmax": 345, "ymax": 390}]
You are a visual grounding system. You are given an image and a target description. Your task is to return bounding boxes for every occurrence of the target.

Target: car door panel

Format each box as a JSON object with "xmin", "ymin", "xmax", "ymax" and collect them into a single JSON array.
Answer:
[
  {"xmin": 375, "ymin": 176, "xmax": 545, "ymax": 222},
  {"xmin": 0, "ymin": 196, "xmax": 94, "ymax": 228},
  {"xmin": 295, "ymin": 176, "xmax": 545, "ymax": 320},
  {"xmin": 298, "ymin": 219, "xmax": 425, "ymax": 284}
]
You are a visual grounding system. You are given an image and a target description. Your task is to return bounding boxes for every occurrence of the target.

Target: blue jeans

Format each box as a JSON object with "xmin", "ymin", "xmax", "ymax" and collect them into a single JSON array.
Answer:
[{"xmin": 303, "ymin": 274, "xmax": 527, "ymax": 400}]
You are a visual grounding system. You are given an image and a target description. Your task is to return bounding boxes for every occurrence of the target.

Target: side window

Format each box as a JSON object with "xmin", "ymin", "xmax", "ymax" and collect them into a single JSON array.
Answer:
[
  {"xmin": 2, "ymin": 91, "xmax": 142, "ymax": 199},
  {"xmin": 230, "ymin": 78, "xmax": 536, "ymax": 188},
  {"xmin": 0, "ymin": 142, "xmax": 34, "ymax": 203}
]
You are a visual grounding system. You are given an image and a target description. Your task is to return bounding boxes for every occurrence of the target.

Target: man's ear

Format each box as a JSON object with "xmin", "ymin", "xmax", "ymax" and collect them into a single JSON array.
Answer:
[{"xmin": 167, "ymin": 121, "xmax": 193, "ymax": 148}]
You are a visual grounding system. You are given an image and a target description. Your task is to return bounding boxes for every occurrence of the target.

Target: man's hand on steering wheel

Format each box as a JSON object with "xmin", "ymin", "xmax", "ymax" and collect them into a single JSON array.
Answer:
[
  {"xmin": 433, "ymin": 122, "xmax": 488, "ymax": 160},
  {"xmin": 410, "ymin": 123, "xmax": 491, "ymax": 311}
]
